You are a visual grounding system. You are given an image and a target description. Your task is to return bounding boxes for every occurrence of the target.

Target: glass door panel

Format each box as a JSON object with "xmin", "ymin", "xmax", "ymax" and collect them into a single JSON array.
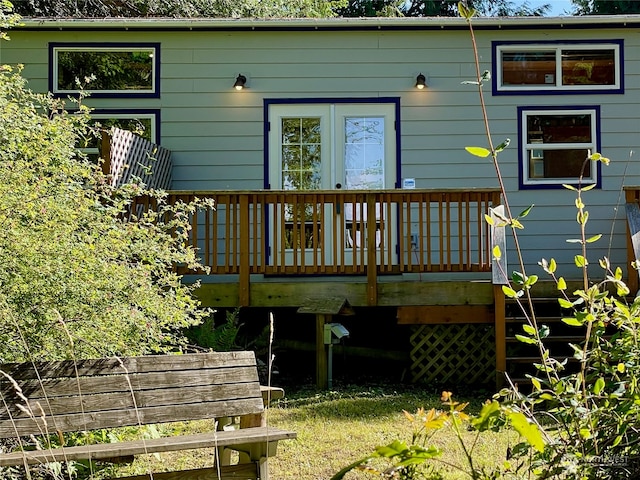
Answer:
[
  {"xmin": 281, "ymin": 117, "xmax": 323, "ymax": 250},
  {"xmin": 269, "ymin": 105, "xmax": 332, "ymax": 267},
  {"xmin": 336, "ymin": 105, "xmax": 396, "ymax": 259}
]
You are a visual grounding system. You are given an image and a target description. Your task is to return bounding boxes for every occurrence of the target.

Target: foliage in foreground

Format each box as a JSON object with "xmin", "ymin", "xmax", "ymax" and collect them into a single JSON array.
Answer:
[
  {"xmin": 333, "ymin": 2, "xmax": 639, "ymax": 479},
  {"xmin": 0, "ymin": 65, "xmax": 212, "ymax": 362}
]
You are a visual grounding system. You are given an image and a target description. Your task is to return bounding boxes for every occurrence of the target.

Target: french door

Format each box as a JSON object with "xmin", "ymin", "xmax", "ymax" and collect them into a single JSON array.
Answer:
[{"xmin": 268, "ymin": 103, "xmax": 396, "ymax": 266}]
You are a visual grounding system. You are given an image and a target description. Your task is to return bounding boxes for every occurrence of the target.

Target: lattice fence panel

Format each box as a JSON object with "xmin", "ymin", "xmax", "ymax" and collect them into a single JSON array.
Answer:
[
  {"xmin": 108, "ymin": 127, "xmax": 172, "ymax": 189},
  {"xmin": 409, "ymin": 324, "xmax": 495, "ymax": 385}
]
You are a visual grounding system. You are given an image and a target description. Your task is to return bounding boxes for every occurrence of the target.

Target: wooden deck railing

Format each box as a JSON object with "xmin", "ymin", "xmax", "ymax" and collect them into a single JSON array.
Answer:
[
  {"xmin": 132, "ymin": 188, "xmax": 501, "ymax": 304},
  {"xmin": 624, "ymin": 186, "xmax": 640, "ymax": 293}
]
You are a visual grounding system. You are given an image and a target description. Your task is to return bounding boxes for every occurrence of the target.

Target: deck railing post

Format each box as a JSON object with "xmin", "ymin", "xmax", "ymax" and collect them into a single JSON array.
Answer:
[
  {"xmin": 491, "ymin": 204, "xmax": 508, "ymax": 389},
  {"xmin": 100, "ymin": 130, "xmax": 111, "ymax": 176},
  {"xmin": 239, "ymin": 195, "xmax": 251, "ymax": 306},
  {"xmin": 625, "ymin": 188, "xmax": 639, "ymax": 294},
  {"xmin": 366, "ymin": 194, "xmax": 378, "ymax": 306},
  {"xmin": 494, "ymin": 284, "xmax": 506, "ymax": 388}
]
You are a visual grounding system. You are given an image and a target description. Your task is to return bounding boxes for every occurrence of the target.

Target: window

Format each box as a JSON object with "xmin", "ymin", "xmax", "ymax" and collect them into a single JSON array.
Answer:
[
  {"xmin": 518, "ymin": 106, "xmax": 601, "ymax": 189},
  {"xmin": 493, "ymin": 40, "xmax": 623, "ymax": 95},
  {"xmin": 79, "ymin": 110, "xmax": 160, "ymax": 161},
  {"xmin": 50, "ymin": 43, "xmax": 160, "ymax": 98}
]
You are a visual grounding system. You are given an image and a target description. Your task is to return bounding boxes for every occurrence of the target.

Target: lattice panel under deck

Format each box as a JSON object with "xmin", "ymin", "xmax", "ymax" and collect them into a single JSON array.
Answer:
[{"xmin": 409, "ymin": 324, "xmax": 495, "ymax": 385}]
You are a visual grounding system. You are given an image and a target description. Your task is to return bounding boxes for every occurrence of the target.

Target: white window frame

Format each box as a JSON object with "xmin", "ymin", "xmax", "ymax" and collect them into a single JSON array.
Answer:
[
  {"xmin": 50, "ymin": 43, "xmax": 159, "ymax": 97},
  {"xmin": 494, "ymin": 41, "xmax": 622, "ymax": 94},
  {"xmin": 519, "ymin": 107, "xmax": 600, "ymax": 189},
  {"xmin": 80, "ymin": 111, "xmax": 159, "ymax": 158}
]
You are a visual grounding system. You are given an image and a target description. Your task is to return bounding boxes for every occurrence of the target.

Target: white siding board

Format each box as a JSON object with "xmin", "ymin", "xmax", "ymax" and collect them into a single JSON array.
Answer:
[
  {"xmin": 169, "ymin": 62, "xmax": 463, "ymax": 79},
  {"xmin": 402, "ymin": 120, "xmax": 486, "ymax": 136},
  {"xmin": 165, "ymin": 121, "xmax": 263, "ymax": 138},
  {"xmin": 172, "ymin": 150, "xmax": 260, "ymax": 166},
  {"xmin": 166, "ymin": 135, "xmax": 262, "ymax": 152},
  {"xmin": 162, "ymin": 78, "xmax": 196, "ymax": 93},
  {"xmin": 402, "ymin": 135, "xmax": 500, "ymax": 151},
  {"xmin": 172, "ymin": 164, "xmax": 263, "ymax": 182},
  {"xmin": 161, "ymin": 49, "xmax": 195, "ymax": 63},
  {"xmin": 0, "ymin": 48, "xmax": 47, "ymax": 64},
  {"xmin": 172, "ymin": 177, "xmax": 265, "ymax": 190},
  {"xmin": 401, "ymin": 105, "xmax": 502, "ymax": 121},
  {"xmin": 161, "ymin": 107, "xmax": 259, "ymax": 123},
  {"xmin": 401, "ymin": 161, "xmax": 494, "ymax": 177}
]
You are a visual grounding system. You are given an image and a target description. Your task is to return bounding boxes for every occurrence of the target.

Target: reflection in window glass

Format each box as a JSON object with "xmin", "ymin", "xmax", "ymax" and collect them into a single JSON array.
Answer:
[
  {"xmin": 54, "ymin": 45, "xmax": 157, "ymax": 95},
  {"xmin": 502, "ymin": 50, "xmax": 556, "ymax": 86},
  {"xmin": 281, "ymin": 117, "xmax": 321, "ymax": 191},
  {"xmin": 526, "ymin": 114, "xmax": 592, "ymax": 144},
  {"xmin": 521, "ymin": 109, "xmax": 598, "ymax": 187},
  {"xmin": 534, "ymin": 149, "xmax": 591, "ymax": 179},
  {"xmin": 562, "ymin": 49, "xmax": 615, "ymax": 86},
  {"xmin": 344, "ymin": 117, "xmax": 384, "ymax": 190}
]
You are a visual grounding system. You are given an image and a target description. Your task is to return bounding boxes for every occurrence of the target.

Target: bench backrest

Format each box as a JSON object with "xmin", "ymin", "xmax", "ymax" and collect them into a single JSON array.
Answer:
[{"xmin": 0, "ymin": 351, "xmax": 264, "ymax": 438}]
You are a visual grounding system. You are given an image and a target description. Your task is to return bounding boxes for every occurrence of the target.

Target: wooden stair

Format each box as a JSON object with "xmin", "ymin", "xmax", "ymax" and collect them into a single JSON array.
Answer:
[{"xmin": 502, "ymin": 297, "xmax": 585, "ymax": 385}]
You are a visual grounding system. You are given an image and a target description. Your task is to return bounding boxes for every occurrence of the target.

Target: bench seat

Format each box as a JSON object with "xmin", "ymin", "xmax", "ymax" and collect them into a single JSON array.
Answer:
[{"xmin": 0, "ymin": 427, "xmax": 296, "ymax": 466}]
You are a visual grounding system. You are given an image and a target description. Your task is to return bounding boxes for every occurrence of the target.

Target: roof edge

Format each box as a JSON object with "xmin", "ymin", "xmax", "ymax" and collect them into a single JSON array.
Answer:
[{"xmin": 16, "ymin": 15, "xmax": 640, "ymax": 31}]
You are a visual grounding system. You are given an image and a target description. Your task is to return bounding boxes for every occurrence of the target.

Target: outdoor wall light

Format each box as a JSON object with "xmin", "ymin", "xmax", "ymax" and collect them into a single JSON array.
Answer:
[
  {"xmin": 415, "ymin": 73, "xmax": 427, "ymax": 89},
  {"xmin": 233, "ymin": 74, "xmax": 247, "ymax": 90}
]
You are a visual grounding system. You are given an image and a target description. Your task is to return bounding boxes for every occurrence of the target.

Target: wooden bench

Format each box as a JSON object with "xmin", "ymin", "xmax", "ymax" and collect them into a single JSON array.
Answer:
[{"xmin": 0, "ymin": 351, "xmax": 296, "ymax": 480}]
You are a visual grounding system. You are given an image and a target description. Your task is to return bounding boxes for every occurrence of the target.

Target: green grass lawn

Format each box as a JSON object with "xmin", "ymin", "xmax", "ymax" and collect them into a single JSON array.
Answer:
[
  {"xmin": 267, "ymin": 385, "xmax": 518, "ymax": 479},
  {"xmin": 112, "ymin": 384, "xmax": 518, "ymax": 480}
]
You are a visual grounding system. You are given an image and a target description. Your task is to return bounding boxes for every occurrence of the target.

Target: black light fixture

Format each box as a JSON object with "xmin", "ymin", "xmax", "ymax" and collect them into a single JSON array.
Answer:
[
  {"xmin": 415, "ymin": 73, "xmax": 427, "ymax": 90},
  {"xmin": 233, "ymin": 74, "xmax": 247, "ymax": 90}
]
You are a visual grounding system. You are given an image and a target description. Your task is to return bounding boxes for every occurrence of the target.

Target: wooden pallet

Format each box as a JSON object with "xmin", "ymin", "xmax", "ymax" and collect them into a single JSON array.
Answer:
[{"xmin": 101, "ymin": 127, "xmax": 172, "ymax": 189}]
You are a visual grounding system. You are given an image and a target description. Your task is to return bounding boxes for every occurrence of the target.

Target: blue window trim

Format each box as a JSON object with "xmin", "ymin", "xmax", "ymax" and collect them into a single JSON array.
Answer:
[
  {"xmin": 90, "ymin": 108, "xmax": 161, "ymax": 144},
  {"xmin": 263, "ymin": 97, "xmax": 402, "ymax": 190},
  {"xmin": 517, "ymin": 105, "xmax": 602, "ymax": 190},
  {"xmin": 48, "ymin": 42, "xmax": 161, "ymax": 98},
  {"xmin": 492, "ymin": 39, "xmax": 624, "ymax": 96}
]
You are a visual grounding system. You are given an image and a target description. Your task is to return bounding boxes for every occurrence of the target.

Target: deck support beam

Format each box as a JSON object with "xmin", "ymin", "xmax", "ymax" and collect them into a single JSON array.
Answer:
[
  {"xmin": 239, "ymin": 195, "xmax": 250, "ymax": 306},
  {"xmin": 494, "ymin": 285, "xmax": 506, "ymax": 388},
  {"xmin": 315, "ymin": 313, "xmax": 329, "ymax": 389},
  {"xmin": 298, "ymin": 298, "xmax": 354, "ymax": 389},
  {"xmin": 367, "ymin": 195, "xmax": 378, "ymax": 306},
  {"xmin": 490, "ymin": 204, "xmax": 508, "ymax": 389}
]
